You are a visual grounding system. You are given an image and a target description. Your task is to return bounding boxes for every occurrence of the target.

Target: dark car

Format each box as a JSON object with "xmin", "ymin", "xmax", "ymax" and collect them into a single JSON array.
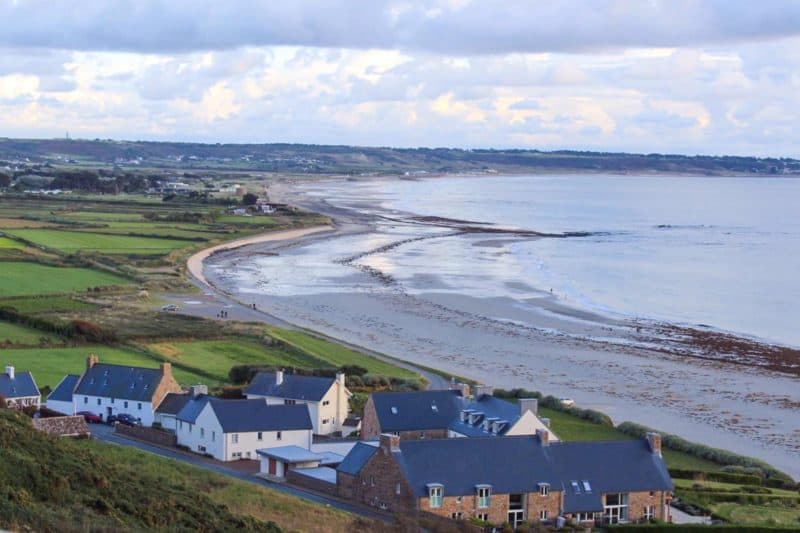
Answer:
[
  {"xmin": 109, "ymin": 413, "xmax": 142, "ymax": 427},
  {"xmin": 77, "ymin": 411, "xmax": 103, "ymax": 423}
]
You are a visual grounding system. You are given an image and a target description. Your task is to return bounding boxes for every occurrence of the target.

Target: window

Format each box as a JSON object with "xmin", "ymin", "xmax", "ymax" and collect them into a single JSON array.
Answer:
[
  {"xmin": 200, "ymin": 428, "xmax": 205, "ymax": 438},
  {"xmin": 370, "ymin": 476, "xmax": 375, "ymax": 487},
  {"xmin": 212, "ymin": 431, "xmax": 215, "ymax": 442},
  {"xmin": 284, "ymin": 399, "xmax": 296, "ymax": 405},
  {"xmin": 322, "ymin": 400, "xmax": 330, "ymax": 406},
  {"xmin": 124, "ymin": 401, "xmax": 129, "ymax": 408},
  {"xmin": 83, "ymin": 397, "xmax": 88, "ymax": 404},
  {"xmin": 179, "ymin": 420, "xmax": 183, "ymax": 430},
  {"xmin": 257, "ymin": 432, "xmax": 263, "ymax": 441},
  {"xmin": 395, "ymin": 483, "xmax": 401, "ymax": 495},
  {"xmin": 137, "ymin": 402, "xmax": 142, "ymax": 410},
  {"xmin": 276, "ymin": 431, "xmax": 282, "ymax": 440},
  {"xmin": 188, "ymin": 424, "xmax": 192, "ymax": 433},
  {"xmin": 428, "ymin": 485, "xmax": 443, "ymax": 509},
  {"xmin": 476, "ymin": 486, "xmax": 491, "ymax": 509},
  {"xmin": 539, "ymin": 483, "xmax": 549, "ymax": 496},
  {"xmin": 582, "ymin": 480, "xmax": 592, "ymax": 493},
  {"xmin": 571, "ymin": 480, "xmax": 582, "ymax": 494},
  {"xmin": 97, "ymin": 398, "xmax": 101, "ymax": 405},
  {"xmin": 604, "ymin": 493, "xmax": 629, "ymax": 524},
  {"xmin": 539, "ymin": 510, "xmax": 548, "ymax": 521},
  {"xmin": 111, "ymin": 398, "xmax": 115, "ymax": 404},
  {"xmin": 231, "ymin": 433, "xmax": 238, "ymax": 444},
  {"xmin": 455, "ymin": 496, "xmax": 462, "ymax": 504},
  {"xmin": 644, "ymin": 506, "xmax": 655, "ymax": 520},
  {"xmin": 322, "ymin": 419, "xmax": 330, "ymax": 425},
  {"xmin": 476, "ymin": 513, "xmax": 488, "ymax": 522},
  {"xmin": 419, "ymin": 432, "xmax": 425, "ymax": 439},
  {"xmin": 232, "ymin": 452, "xmax": 242, "ymax": 458},
  {"xmin": 576, "ymin": 512, "xmax": 595, "ymax": 522},
  {"xmin": 451, "ymin": 512, "xmax": 463, "ymax": 520}
]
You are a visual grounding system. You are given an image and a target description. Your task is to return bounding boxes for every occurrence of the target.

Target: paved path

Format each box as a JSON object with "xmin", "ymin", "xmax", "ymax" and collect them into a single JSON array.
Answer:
[{"xmin": 91, "ymin": 424, "xmax": 391, "ymax": 523}]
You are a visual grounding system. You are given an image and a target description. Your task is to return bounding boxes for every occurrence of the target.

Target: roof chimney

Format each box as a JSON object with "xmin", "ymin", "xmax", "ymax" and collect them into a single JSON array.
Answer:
[
  {"xmin": 519, "ymin": 398, "xmax": 538, "ymax": 416},
  {"xmin": 5, "ymin": 364, "xmax": 14, "ymax": 380},
  {"xmin": 86, "ymin": 353, "xmax": 99, "ymax": 369},
  {"xmin": 160, "ymin": 362, "xmax": 172, "ymax": 380},
  {"xmin": 336, "ymin": 372, "xmax": 345, "ymax": 385},
  {"xmin": 276, "ymin": 370, "xmax": 284, "ymax": 385},
  {"xmin": 536, "ymin": 428, "xmax": 549, "ymax": 446},
  {"xmin": 473, "ymin": 385, "xmax": 494, "ymax": 398},
  {"xmin": 646, "ymin": 432, "xmax": 662, "ymax": 457},
  {"xmin": 379, "ymin": 433, "xmax": 401, "ymax": 455},
  {"xmin": 190, "ymin": 384, "xmax": 208, "ymax": 398}
]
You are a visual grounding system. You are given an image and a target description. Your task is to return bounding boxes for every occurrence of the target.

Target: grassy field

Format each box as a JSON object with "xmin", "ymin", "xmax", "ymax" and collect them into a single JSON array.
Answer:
[
  {"xmin": 539, "ymin": 407, "xmax": 724, "ymax": 472},
  {"xmin": 7, "ymin": 229, "xmax": 196, "ymax": 255},
  {"xmin": 267, "ymin": 328, "xmax": 419, "ymax": 379},
  {"xmin": 0, "ymin": 262, "xmax": 132, "ymax": 297},
  {"xmin": 0, "ymin": 236, "xmax": 25, "ymax": 248},
  {"xmin": 3, "ymin": 346, "xmax": 210, "ymax": 389},
  {"xmin": 0, "ymin": 295, "xmax": 99, "ymax": 313},
  {"xmin": 0, "ymin": 321, "xmax": 51, "ymax": 345}
]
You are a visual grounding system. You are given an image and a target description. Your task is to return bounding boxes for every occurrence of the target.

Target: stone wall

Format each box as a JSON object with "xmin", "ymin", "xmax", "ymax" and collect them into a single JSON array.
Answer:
[
  {"xmin": 526, "ymin": 488, "xmax": 562, "ymax": 522},
  {"xmin": 359, "ymin": 397, "xmax": 380, "ymax": 440},
  {"xmin": 342, "ymin": 439, "xmax": 417, "ymax": 512},
  {"xmin": 116, "ymin": 423, "xmax": 177, "ymax": 447},
  {"xmin": 627, "ymin": 490, "xmax": 670, "ymax": 522},
  {"xmin": 287, "ymin": 469, "xmax": 338, "ymax": 496}
]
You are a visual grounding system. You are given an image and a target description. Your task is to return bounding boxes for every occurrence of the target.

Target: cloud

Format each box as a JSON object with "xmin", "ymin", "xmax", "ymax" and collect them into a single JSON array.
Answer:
[{"xmin": 1, "ymin": 1, "xmax": 800, "ymax": 55}]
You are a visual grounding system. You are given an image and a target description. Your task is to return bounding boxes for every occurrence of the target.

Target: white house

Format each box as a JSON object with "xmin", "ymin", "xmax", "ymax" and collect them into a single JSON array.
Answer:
[
  {"xmin": 175, "ymin": 395, "xmax": 313, "ymax": 462},
  {"xmin": 0, "ymin": 364, "xmax": 40, "ymax": 409},
  {"xmin": 46, "ymin": 354, "xmax": 182, "ymax": 426},
  {"xmin": 244, "ymin": 370, "xmax": 351, "ymax": 435},
  {"xmin": 154, "ymin": 385, "xmax": 205, "ymax": 431}
]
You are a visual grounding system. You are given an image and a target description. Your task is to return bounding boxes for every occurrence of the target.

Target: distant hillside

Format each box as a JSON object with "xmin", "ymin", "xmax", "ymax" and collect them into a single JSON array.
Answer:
[
  {"xmin": 1, "ymin": 137, "xmax": 798, "ymax": 176},
  {"xmin": 0, "ymin": 411, "xmax": 366, "ymax": 532}
]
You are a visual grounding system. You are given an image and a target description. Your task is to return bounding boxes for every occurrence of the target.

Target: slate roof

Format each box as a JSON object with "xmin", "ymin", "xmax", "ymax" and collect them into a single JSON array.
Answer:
[
  {"xmin": 358, "ymin": 436, "xmax": 673, "ymax": 511},
  {"xmin": 47, "ymin": 374, "xmax": 80, "ymax": 403},
  {"xmin": 0, "ymin": 370, "xmax": 40, "ymax": 399},
  {"xmin": 73, "ymin": 363, "xmax": 162, "ymax": 402},
  {"xmin": 448, "ymin": 394, "xmax": 522, "ymax": 437},
  {"xmin": 336, "ymin": 441, "xmax": 379, "ymax": 475},
  {"xmin": 370, "ymin": 390, "xmax": 463, "ymax": 432},
  {"xmin": 155, "ymin": 392, "xmax": 192, "ymax": 415},
  {"xmin": 177, "ymin": 396, "xmax": 312, "ymax": 433},
  {"xmin": 244, "ymin": 372, "xmax": 336, "ymax": 402},
  {"xmin": 256, "ymin": 445, "xmax": 325, "ymax": 462}
]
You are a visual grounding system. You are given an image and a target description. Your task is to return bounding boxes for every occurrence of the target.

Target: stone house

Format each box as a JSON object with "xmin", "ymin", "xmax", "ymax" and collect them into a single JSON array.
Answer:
[
  {"xmin": 0, "ymin": 364, "xmax": 40, "ymax": 409},
  {"xmin": 244, "ymin": 370, "xmax": 351, "ymax": 436},
  {"xmin": 337, "ymin": 431, "xmax": 672, "ymax": 528}
]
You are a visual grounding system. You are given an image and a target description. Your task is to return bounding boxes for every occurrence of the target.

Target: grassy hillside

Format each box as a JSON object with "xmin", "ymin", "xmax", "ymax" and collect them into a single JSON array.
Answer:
[
  {"xmin": 0, "ymin": 262, "xmax": 131, "ymax": 297},
  {"xmin": 0, "ymin": 410, "xmax": 376, "ymax": 532}
]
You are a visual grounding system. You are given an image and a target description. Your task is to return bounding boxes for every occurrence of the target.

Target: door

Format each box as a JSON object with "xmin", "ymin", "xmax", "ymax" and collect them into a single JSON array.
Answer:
[
  {"xmin": 106, "ymin": 406, "xmax": 113, "ymax": 419},
  {"xmin": 268, "ymin": 458, "xmax": 277, "ymax": 475},
  {"xmin": 508, "ymin": 509, "xmax": 525, "ymax": 528}
]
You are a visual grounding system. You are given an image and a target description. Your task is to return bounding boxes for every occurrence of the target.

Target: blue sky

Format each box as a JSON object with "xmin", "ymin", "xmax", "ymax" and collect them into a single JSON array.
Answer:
[{"xmin": 1, "ymin": 0, "xmax": 799, "ymax": 156}]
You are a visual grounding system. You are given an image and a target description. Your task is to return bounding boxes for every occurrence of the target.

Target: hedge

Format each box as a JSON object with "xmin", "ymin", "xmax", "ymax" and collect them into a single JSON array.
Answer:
[
  {"xmin": 669, "ymin": 469, "xmax": 763, "ymax": 486},
  {"xmin": 608, "ymin": 526, "xmax": 800, "ymax": 533},
  {"xmin": 494, "ymin": 388, "xmax": 613, "ymax": 426}
]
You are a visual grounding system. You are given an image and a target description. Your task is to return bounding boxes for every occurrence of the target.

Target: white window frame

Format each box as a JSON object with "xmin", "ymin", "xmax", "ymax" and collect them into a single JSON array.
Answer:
[
  {"xmin": 604, "ymin": 493, "xmax": 629, "ymax": 524},
  {"xmin": 539, "ymin": 483, "xmax": 549, "ymax": 496},
  {"xmin": 428, "ymin": 486, "xmax": 443, "ymax": 508},
  {"xmin": 644, "ymin": 505, "xmax": 655, "ymax": 520},
  {"xmin": 231, "ymin": 433, "xmax": 239, "ymax": 444},
  {"xmin": 539, "ymin": 509, "xmax": 548, "ymax": 521},
  {"xmin": 476, "ymin": 486, "xmax": 491, "ymax": 509}
]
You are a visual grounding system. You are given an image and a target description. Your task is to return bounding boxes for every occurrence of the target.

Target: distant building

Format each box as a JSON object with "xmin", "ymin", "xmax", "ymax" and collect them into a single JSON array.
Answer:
[{"xmin": 0, "ymin": 364, "xmax": 40, "ymax": 409}]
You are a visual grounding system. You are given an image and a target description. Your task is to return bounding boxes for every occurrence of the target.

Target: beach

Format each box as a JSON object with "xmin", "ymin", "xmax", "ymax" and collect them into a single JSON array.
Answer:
[{"xmin": 196, "ymin": 176, "xmax": 800, "ymax": 478}]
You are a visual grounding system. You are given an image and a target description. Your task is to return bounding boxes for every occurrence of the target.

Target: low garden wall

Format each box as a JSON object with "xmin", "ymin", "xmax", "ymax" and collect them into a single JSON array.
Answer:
[{"xmin": 115, "ymin": 424, "xmax": 177, "ymax": 447}]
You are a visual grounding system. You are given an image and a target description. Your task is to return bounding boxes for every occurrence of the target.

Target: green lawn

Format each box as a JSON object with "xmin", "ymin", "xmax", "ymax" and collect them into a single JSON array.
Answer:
[
  {"xmin": 147, "ymin": 338, "xmax": 327, "ymax": 385},
  {"xmin": 0, "ymin": 321, "xmax": 52, "ymax": 345},
  {"xmin": 539, "ymin": 406, "xmax": 723, "ymax": 472},
  {"xmin": 0, "ymin": 237, "xmax": 25, "ymax": 248},
  {"xmin": 0, "ymin": 295, "xmax": 99, "ymax": 313},
  {"xmin": 267, "ymin": 328, "xmax": 419, "ymax": 379},
  {"xmin": 4, "ymin": 346, "xmax": 209, "ymax": 389},
  {"xmin": 217, "ymin": 215, "xmax": 280, "ymax": 226},
  {"xmin": 0, "ymin": 262, "xmax": 131, "ymax": 297},
  {"xmin": 6, "ymin": 229, "xmax": 195, "ymax": 255}
]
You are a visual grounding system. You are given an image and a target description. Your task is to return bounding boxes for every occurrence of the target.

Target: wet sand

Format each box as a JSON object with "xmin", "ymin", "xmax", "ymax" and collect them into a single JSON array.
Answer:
[{"xmin": 197, "ymin": 179, "xmax": 800, "ymax": 479}]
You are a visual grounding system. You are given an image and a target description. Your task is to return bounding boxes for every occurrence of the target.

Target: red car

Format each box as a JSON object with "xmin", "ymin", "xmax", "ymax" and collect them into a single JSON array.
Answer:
[{"xmin": 77, "ymin": 411, "xmax": 103, "ymax": 423}]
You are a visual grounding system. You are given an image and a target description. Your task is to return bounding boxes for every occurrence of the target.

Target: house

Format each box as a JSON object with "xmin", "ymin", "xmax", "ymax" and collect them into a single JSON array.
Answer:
[
  {"xmin": 337, "ymin": 432, "xmax": 672, "ymax": 528},
  {"xmin": 175, "ymin": 395, "xmax": 313, "ymax": 461},
  {"xmin": 0, "ymin": 364, "xmax": 40, "ymax": 409},
  {"xmin": 244, "ymin": 370, "xmax": 351, "ymax": 436},
  {"xmin": 360, "ymin": 387, "xmax": 558, "ymax": 442},
  {"xmin": 256, "ymin": 445, "xmax": 343, "ymax": 480},
  {"xmin": 46, "ymin": 355, "xmax": 182, "ymax": 426},
  {"xmin": 154, "ymin": 385, "xmax": 205, "ymax": 431}
]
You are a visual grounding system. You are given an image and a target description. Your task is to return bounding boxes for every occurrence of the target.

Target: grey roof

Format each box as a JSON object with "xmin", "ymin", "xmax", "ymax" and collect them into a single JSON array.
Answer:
[
  {"xmin": 177, "ymin": 396, "xmax": 312, "ymax": 433},
  {"xmin": 370, "ymin": 390, "xmax": 463, "ymax": 432},
  {"xmin": 448, "ymin": 394, "xmax": 522, "ymax": 437},
  {"xmin": 47, "ymin": 374, "xmax": 79, "ymax": 403},
  {"xmin": 244, "ymin": 372, "xmax": 335, "ymax": 402},
  {"xmin": 256, "ymin": 445, "xmax": 325, "ymax": 462},
  {"xmin": 0, "ymin": 370, "xmax": 40, "ymax": 399},
  {"xmin": 292, "ymin": 466, "xmax": 337, "ymax": 484},
  {"xmin": 389, "ymin": 436, "xmax": 673, "ymax": 508},
  {"xmin": 73, "ymin": 363, "xmax": 163, "ymax": 402},
  {"xmin": 155, "ymin": 392, "xmax": 192, "ymax": 415},
  {"xmin": 336, "ymin": 441, "xmax": 379, "ymax": 475}
]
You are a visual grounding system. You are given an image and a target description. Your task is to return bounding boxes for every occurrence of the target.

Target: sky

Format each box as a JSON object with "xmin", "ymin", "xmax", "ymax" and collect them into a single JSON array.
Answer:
[{"xmin": 1, "ymin": 0, "xmax": 800, "ymax": 156}]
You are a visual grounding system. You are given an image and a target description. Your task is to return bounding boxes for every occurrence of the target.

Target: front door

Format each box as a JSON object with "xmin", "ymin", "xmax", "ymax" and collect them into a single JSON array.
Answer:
[
  {"xmin": 268, "ymin": 458, "xmax": 277, "ymax": 475},
  {"xmin": 508, "ymin": 510, "xmax": 525, "ymax": 528},
  {"xmin": 106, "ymin": 406, "xmax": 113, "ymax": 420}
]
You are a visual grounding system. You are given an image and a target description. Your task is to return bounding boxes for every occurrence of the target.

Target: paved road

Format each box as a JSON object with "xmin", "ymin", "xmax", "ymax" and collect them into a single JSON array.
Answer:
[{"xmin": 91, "ymin": 424, "xmax": 390, "ymax": 523}]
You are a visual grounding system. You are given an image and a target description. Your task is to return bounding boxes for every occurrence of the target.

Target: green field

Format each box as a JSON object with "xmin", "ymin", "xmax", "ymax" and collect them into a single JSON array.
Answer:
[
  {"xmin": 6, "ymin": 229, "xmax": 196, "ymax": 255},
  {"xmin": 267, "ymin": 328, "xmax": 419, "ymax": 379},
  {"xmin": 4, "ymin": 346, "xmax": 209, "ymax": 389},
  {"xmin": 0, "ymin": 321, "xmax": 51, "ymax": 345},
  {"xmin": 0, "ymin": 237, "xmax": 25, "ymax": 248},
  {"xmin": 147, "ymin": 339, "xmax": 326, "ymax": 384},
  {"xmin": 0, "ymin": 295, "xmax": 99, "ymax": 313},
  {"xmin": 539, "ymin": 407, "xmax": 723, "ymax": 472},
  {"xmin": 0, "ymin": 262, "xmax": 131, "ymax": 297}
]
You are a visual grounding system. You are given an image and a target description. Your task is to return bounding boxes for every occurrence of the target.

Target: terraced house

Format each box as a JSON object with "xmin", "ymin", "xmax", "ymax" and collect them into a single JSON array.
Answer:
[
  {"xmin": 337, "ymin": 431, "xmax": 672, "ymax": 528},
  {"xmin": 0, "ymin": 364, "xmax": 40, "ymax": 409}
]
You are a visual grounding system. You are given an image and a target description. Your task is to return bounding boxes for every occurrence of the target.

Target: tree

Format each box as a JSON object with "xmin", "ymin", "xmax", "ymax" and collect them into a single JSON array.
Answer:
[
  {"xmin": 241, "ymin": 193, "xmax": 258, "ymax": 206},
  {"xmin": 0, "ymin": 172, "xmax": 11, "ymax": 188}
]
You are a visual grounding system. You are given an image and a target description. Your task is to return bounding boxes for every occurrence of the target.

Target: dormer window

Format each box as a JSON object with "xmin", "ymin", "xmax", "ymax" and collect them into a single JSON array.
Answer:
[
  {"xmin": 431, "ymin": 402, "xmax": 438, "ymax": 413},
  {"xmin": 582, "ymin": 480, "xmax": 592, "ymax": 493},
  {"xmin": 539, "ymin": 483, "xmax": 550, "ymax": 496},
  {"xmin": 460, "ymin": 409, "xmax": 471, "ymax": 422},
  {"xmin": 571, "ymin": 481, "xmax": 582, "ymax": 494},
  {"xmin": 426, "ymin": 483, "xmax": 443, "ymax": 508},
  {"xmin": 476, "ymin": 485, "xmax": 491, "ymax": 508},
  {"xmin": 390, "ymin": 406, "xmax": 398, "ymax": 415}
]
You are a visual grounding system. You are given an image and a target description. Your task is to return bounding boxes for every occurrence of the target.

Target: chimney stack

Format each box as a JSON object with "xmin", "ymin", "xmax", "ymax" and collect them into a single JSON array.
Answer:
[
  {"xmin": 646, "ymin": 432, "xmax": 662, "ymax": 457},
  {"xmin": 190, "ymin": 384, "xmax": 208, "ymax": 398},
  {"xmin": 86, "ymin": 353, "xmax": 99, "ymax": 369},
  {"xmin": 160, "ymin": 362, "xmax": 172, "ymax": 380},
  {"xmin": 4, "ymin": 364, "xmax": 14, "ymax": 380},
  {"xmin": 379, "ymin": 433, "xmax": 401, "ymax": 455},
  {"xmin": 536, "ymin": 428, "xmax": 549, "ymax": 446},
  {"xmin": 336, "ymin": 372, "xmax": 345, "ymax": 385},
  {"xmin": 473, "ymin": 385, "xmax": 494, "ymax": 398},
  {"xmin": 276, "ymin": 370, "xmax": 284, "ymax": 385},
  {"xmin": 519, "ymin": 398, "xmax": 538, "ymax": 416}
]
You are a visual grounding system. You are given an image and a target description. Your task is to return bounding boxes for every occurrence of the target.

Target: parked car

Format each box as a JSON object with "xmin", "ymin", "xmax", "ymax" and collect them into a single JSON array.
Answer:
[
  {"xmin": 160, "ymin": 304, "xmax": 180, "ymax": 312},
  {"xmin": 558, "ymin": 397, "xmax": 575, "ymax": 407},
  {"xmin": 77, "ymin": 411, "xmax": 103, "ymax": 423},
  {"xmin": 108, "ymin": 413, "xmax": 142, "ymax": 426}
]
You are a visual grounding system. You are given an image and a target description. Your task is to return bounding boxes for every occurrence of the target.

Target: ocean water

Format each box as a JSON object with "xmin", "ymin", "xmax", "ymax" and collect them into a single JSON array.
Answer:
[{"xmin": 303, "ymin": 175, "xmax": 800, "ymax": 347}]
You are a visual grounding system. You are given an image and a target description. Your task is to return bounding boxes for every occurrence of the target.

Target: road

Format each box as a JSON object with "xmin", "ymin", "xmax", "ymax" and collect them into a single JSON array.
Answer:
[{"xmin": 91, "ymin": 424, "xmax": 391, "ymax": 523}]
